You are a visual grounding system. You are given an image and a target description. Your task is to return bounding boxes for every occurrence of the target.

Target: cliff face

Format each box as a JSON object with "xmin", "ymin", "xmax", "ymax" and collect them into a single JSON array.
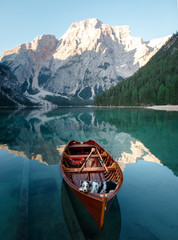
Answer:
[
  {"xmin": 0, "ymin": 19, "xmax": 171, "ymax": 106},
  {"xmin": 0, "ymin": 65, "xmax": 34, "ymax": 106}
]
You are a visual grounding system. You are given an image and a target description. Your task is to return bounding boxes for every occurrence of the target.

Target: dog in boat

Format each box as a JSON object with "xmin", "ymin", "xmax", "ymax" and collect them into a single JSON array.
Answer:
[{"xmin": 79, "ymin": 180, "xmax": 117, "ymax": 194}]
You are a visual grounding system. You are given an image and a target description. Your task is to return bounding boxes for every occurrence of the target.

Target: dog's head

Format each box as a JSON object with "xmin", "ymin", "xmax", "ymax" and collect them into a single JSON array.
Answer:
[{"xmin": 79, "ymin": 180, "xmax": 91, "ymax": 192}]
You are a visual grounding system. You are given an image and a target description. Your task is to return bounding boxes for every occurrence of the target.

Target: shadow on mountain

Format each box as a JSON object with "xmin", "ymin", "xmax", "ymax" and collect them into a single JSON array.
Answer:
[{"xmin": 41, "ymin": 47, "xmax": 139, "ymax": 103}]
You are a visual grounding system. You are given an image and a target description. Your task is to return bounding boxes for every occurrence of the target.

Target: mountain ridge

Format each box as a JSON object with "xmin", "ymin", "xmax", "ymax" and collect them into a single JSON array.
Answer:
[{"xmin": 0, "ymin": 18, "xmax": 171, "ymax": 106}]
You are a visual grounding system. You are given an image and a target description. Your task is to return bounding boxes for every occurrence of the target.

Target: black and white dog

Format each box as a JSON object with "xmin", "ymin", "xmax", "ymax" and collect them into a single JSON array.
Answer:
[{"xmin": 79, "ymin": 180, "xmax": 117, "ymax": 194}]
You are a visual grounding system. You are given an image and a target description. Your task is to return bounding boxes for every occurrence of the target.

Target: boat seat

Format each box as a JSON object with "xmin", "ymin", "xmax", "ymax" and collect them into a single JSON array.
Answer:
[
  {"xmin": 63, "ymin": 151, "xmax": 107, "ymax": 159},
  {"xmin": 62, "ymin": 163, "xmax": 117, "ymax": 173},
  {"xmin": 69, "ymin": 144, "xmax": 96, "ymax": 149},
  {"xmin": 69, "ymin": 154, "xmax": 99, "ymax": 158}
]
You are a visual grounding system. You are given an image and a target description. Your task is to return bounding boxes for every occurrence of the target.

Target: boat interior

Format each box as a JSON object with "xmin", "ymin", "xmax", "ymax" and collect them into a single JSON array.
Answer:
[{"xmin": 62, "ymin": 142, "xmax": 120, "ymax": 188}]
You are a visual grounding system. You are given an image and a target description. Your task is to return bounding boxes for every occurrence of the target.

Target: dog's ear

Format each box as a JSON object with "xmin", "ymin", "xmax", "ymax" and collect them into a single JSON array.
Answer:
[
  {"xmin": 88, "ymin": 181, "xmax": 92, "ymax": 187},
  {"xmin": 80, "ymin": 180, "xmax": 83, "ymax": 186}
]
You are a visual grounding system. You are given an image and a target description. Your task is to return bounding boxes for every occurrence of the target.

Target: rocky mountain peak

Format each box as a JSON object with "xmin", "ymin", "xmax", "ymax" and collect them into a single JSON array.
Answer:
[
  {"xmin": 30, "ymin": 34, "xmax": 59, "ymax": 51},
  {"xmin": 0, "ymin": 19, "xmax": 171, "ymax": 106},
  {"xmin": 0, "ymin": 34, "xmax": 58, "ymax": 61},
  {"xmin": 70, "ymin": 18, "xmax": 102, "ymax": 29},
  {"xmin": 112, "ymin": 25, "xmax": 130, "ymax": 42},
  {"xmin": 54, "ymin": 19, "xmax": 131, "ymax": 61}
]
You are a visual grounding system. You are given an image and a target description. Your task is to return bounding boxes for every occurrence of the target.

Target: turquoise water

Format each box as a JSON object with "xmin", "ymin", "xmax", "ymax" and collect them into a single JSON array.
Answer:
[{"xmin": 0, "ymin": 107, "xmax": 178, "ymax": 240}]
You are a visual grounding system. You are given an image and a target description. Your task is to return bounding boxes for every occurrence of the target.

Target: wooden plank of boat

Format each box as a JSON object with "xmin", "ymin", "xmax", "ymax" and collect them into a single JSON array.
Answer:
[
  {"xmin": 60, "ymin": 140, "xmax": 123, "ymax": 230},
  {"xmin": 62, "ymin": 163, "xmax": 117, "ymax": 173}
]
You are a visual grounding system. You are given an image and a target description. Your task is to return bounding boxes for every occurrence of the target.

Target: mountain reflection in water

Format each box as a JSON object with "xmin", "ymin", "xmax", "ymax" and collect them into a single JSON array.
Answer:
[
  {"xmin": 0, "ymin": 108, "xmax": 174, "ymax": 170},
  {"xmin": 0, "ymin": 107, "xmax": 177, "ymax": 175}
]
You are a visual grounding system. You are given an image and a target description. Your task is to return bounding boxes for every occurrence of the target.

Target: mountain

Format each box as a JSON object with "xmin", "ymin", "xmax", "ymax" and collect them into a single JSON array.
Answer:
[
  {"xmin": 95, "ymin": 33, "xmax": 178, "ymax": 106},
  {"xmin": 0, "ymin": 18, "xmax": 171, "ymax": 106},
  {"xmin": 0, "ymin": 64, "xmax": 35, "ymax": 106}
]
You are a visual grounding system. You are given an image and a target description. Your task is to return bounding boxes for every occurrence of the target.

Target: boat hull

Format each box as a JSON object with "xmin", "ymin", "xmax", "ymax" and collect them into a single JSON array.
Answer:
[
  {"xmin": 70, "ymin": 184, "xmax": 108, "ymax": 229},
  {"xmin": 61, "ymin": 180, "xmax": 121, "ymax": 240}
]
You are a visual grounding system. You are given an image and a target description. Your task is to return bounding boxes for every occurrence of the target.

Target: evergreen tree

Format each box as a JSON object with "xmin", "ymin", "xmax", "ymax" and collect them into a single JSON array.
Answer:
[{"xmin": 157, "ymin": 83, "xmax": 165, "ymax": 104}]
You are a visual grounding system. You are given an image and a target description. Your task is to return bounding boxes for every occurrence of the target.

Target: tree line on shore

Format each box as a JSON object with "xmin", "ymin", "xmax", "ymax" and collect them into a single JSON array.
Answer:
[{"xmin": 95, "ymin": 33, "xmax": 178, "ymax": 106}]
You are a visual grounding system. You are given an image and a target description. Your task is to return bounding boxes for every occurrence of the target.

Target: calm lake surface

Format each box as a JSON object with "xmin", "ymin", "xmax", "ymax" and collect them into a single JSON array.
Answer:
[{"xmin": 0, "ymin": 107, "xmax": 178, "ymax": 240}]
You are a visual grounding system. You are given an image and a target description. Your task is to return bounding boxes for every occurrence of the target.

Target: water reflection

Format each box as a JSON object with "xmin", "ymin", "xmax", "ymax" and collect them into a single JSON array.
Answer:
[
  {"xmin": 0, "ymin": 107, "xmax": 177, "ymax": 175},
  {"xmin": 0, "ymin": 107, "xmax": 178, "ymax": 240},
  {"xmin": 117, "ymin": 140, "xmax": 162, "ymax": 172},
  {"xmin": 61, "ymin": 180, "xmax": 121, "ymax": 240},
  {"xmin": 95, "ymin": 108, "xmax": 178, "ymax": 176}
]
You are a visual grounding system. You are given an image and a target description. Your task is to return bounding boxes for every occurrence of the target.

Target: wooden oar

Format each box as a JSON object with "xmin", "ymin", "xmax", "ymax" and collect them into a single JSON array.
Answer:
[
  {"xmin": 96, "ymin": 148, "xmax": 109, "ymax": 172},
  {"xmin": 79, "ymin": 147, "xmax": 95, "ymax": 172}
]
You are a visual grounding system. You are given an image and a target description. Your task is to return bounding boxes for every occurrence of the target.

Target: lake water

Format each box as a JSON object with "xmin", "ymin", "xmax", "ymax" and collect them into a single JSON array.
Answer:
[{"xmin": 0, "ymin": 107, "xmax": 178, "ymax": 240}]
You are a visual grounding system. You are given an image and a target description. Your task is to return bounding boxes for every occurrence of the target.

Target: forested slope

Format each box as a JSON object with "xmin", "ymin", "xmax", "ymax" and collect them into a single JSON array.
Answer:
[{"xmin": 95, "ymin": 33, "xmax": 178, "ymax": 106}]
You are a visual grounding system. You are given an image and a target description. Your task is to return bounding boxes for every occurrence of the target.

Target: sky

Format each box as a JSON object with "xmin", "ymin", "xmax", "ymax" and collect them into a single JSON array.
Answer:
[{"xmin": 0, "ymin": 0, "xmax": 178, "ymax": 55}]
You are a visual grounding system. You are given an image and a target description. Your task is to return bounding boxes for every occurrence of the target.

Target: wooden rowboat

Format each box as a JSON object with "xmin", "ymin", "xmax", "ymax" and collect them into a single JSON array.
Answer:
[{"xmin": 60, "ymin": 140, "xmax": 123, "ymax": 230}]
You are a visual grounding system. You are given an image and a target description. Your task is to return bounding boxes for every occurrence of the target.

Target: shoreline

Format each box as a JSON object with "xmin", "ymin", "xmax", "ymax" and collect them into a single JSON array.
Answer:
[
  {"xmin": 1, "ymin": 105, "xmax": 178, "ymax": 111},
  {"xmin": 95, "ymin": 105, "xmax": 178, "ymax": 111},
  {"xmin": 144, "ymin": 105, "xmax": 178, "ymax": 111}
]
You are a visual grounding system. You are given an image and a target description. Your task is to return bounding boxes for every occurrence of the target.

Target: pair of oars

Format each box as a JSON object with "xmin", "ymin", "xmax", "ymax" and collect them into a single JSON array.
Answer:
[
  {"xmin": 79, "ymin": 147, "xmax": 109, "ymax": 172},
  {"xmin": 79, "ymin": 147, "xmax": 95, "ymax": 172},
  {"xmin": 96, "ymin": 148, "xmax": 109, "ymax": 172}
]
